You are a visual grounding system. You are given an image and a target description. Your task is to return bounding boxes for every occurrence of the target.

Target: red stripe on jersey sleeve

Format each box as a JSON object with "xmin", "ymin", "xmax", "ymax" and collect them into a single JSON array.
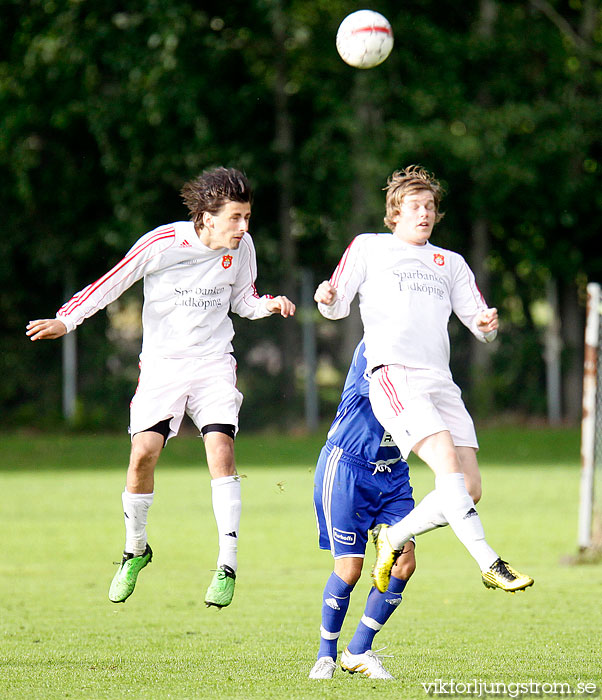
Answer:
[
  {"xmin": 329, "ymin": 237, "xmax": 358, "ymax": 288},
  {"xmin": 59, "ymin": 229, "xmax": 175, "ymax": 317}
]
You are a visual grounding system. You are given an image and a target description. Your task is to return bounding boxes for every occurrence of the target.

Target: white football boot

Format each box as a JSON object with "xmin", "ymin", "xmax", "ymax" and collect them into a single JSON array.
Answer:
[
  {"xmin": 309, "ymin": 656, "xmax": 337, "ymax": 679},
  {"xmin": 340, "ymin": 647, "xmax": 394, "ymax": 680}
]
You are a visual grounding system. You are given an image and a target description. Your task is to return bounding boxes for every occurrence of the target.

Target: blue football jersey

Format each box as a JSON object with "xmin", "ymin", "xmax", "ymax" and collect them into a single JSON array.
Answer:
[
  {"xmin": 326, "ymin": 341, "xmax": 406, "ymax": 472},
  {"xmin": 314, "ymin": 339, "xmax": 413, "ymax": 555}
]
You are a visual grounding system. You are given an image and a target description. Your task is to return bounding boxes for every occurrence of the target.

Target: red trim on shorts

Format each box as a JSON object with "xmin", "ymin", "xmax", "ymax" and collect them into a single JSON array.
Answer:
[{"xmin": 379, "ymin": 366, "xmax": 404, "ymax": 415}]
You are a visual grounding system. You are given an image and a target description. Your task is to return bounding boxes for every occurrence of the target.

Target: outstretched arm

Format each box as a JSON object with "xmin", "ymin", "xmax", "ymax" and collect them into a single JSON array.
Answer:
[
  {"xmin": 26, "ymin": 318, "xmax": 68, "ymax": 341},
  {"xmin": 27, "ymin": 228, "xmax": 174, "ymax": 339}
]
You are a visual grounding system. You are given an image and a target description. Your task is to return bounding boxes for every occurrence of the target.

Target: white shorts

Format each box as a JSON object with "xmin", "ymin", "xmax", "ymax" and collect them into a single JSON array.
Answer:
[
  {"xmin": 129, "ymin": 354, "xmax": 243, "ymax": 441},
  {"xmin": 369, "ymin": 364, "xmax": 478, "ymax": 459}
]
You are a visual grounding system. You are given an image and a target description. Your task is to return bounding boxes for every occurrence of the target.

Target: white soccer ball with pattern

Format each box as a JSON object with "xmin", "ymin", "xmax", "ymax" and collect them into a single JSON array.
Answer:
[{"xmin": 336, "ymin": 10, "xmax": 394, "ymax": 69}]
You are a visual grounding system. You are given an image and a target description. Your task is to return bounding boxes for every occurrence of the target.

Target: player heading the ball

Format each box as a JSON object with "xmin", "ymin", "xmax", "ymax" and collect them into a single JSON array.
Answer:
[
  {"xmin": 27, "ymin": 166, "xmax": 296, "ymax": 610},
  {"xmin": 314, "ymin": 164, "xmax": 533, "ymax": 595}
]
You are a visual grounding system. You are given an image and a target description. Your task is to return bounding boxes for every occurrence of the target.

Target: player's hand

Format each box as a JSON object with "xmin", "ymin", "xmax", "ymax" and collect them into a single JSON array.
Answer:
[
  {"xmin": 476, "ymin": 307, "xmax": 498, "ymax": 334},
  {"xmin": 26, "ymin": 318, "xmax": 68, "ymax": 341},
  {"xmin": 266, "ymin": 296, "xmax": 296, "ymax": 318},
  {"xmin": 314, "ymin": 281, "xmax": 337, "ymax": 305}
]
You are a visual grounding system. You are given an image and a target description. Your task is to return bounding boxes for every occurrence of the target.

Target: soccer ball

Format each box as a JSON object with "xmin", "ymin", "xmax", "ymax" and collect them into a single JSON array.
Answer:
[{"xmin": 336, "ymin": 10, "xmax": 394, "ymax": 69}]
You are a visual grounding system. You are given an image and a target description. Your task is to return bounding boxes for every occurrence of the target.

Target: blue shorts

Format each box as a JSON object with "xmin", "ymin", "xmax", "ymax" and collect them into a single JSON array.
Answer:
[{"xmin": 313, "ymin": 442, "xmax": 414, "ymax": 558}]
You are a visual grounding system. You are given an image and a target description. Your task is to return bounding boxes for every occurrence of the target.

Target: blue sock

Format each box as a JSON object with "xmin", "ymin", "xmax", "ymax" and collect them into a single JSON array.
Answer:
[
  {"xmin": 346, "ymin": 575, "xmax": 407, "ymax": 655},
  {"xmin": 317, "ymin": 572, "xmax": 355, "ymax": 660}
]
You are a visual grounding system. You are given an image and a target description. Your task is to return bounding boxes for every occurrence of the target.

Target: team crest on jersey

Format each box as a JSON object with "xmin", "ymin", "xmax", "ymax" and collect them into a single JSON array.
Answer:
[
  {"xmin": 222, "ymin": 254, "xmax": 233, "ymax": 269},
  {"xmin": 434, "ymin": 253, "xmax": 445, "ymax": 266}
]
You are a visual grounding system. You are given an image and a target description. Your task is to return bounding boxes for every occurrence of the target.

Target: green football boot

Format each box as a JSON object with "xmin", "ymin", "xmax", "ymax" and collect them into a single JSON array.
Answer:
[
  {"xmin": 204, "ymin": 565, "xmax": 236, "ymax": 609},
  {"xmin": 108, "ymin": 544, "xmax": 152, "ymax": 603}
]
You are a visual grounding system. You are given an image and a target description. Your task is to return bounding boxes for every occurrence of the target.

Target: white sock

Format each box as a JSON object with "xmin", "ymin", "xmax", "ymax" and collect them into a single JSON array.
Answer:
[
  {"xmin": 211, "ymin": 475, "xmax": 241, "ymax": 572},
  {"xmin": 122, "ymin": 490, "xmax": 154, "ymax": 556},
  {"xmin": 387, "ymin": 490, "xmax": 449, "ymax": 550},
  {"xmin": 435, "ymin": 473, "xmax": 498, "ymax": 571}
]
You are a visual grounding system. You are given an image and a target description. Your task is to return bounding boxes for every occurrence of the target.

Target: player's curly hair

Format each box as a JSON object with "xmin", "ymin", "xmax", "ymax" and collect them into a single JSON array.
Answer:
[
  {"xmin": 181, "ymin": 167, "xmax": 253, "ymax": 229},
  {"xmin": 383, "ymin": 165, "xmax": 445, "ymax": 232}
]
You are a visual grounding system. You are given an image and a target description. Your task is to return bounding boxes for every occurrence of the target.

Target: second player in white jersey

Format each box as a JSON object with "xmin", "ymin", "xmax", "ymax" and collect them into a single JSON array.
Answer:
[
  {"xmin": 317, "ymin": 231, "xmax": 496, "ymax": 375},
  {"xmin": 315, "ymin": 164, "xmax": 533, "ymax": 597}
]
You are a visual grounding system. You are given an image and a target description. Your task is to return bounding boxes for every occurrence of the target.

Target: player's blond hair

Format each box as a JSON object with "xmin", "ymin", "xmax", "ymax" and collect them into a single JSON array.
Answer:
[{"xmin": 383, "ymin": 165, "xmax": 445, "ymax": 231}]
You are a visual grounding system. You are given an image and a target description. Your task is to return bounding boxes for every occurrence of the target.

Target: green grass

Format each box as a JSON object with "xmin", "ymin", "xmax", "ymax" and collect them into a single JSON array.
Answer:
[{"xmin": 1, "ymin": 427, "xmax": 601, "ymax": 699}]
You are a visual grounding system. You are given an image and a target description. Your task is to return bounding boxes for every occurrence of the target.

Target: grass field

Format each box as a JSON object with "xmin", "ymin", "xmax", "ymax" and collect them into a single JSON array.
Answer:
[{"xmin": 1, "ymin": 426, "xmax": 601, "ymax": 699}]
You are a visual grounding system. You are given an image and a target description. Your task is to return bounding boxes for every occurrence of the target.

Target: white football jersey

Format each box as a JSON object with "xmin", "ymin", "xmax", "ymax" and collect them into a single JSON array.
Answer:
[
  {"xmin": 57, "ymin": 221, "xmax": 272, "ymax": 359},
  {"xmin": 318, "ymin": 233, "xmax": 496, "ymax": 374}
]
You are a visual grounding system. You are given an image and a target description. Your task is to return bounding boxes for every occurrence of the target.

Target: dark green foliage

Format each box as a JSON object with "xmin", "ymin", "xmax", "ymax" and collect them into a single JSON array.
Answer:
[{"xmin": 1, "ymin": 1, "xmax": 601, "ymax": 427}]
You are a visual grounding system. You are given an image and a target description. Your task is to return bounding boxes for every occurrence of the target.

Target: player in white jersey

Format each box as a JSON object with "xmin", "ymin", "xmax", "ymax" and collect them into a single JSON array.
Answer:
[
  {"xmin": 26, "ymin": 167, "xmax": 295, "ymax": 609},
  {"xmin": 314, "ymin": 165, "xmax": 533, "ymax": 595}
]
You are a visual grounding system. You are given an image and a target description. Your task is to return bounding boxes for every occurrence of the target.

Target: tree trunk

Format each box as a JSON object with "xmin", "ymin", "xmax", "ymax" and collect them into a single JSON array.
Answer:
[
  {"xmin": 470, "ymin": 218, "xmax": 495, "ymax": 417},
  {"xmin": 271, "ymin": 0, "xmax": 298, "ymax": 426},
  {"xmin": 544, "ymin": 278, "xmax": 562, "ymax": 424},
  {"xmin": 559, "ymin": 0, "xmax": 595, "ymax": 425},
  {"xmin": 559, "ymin": 278, "xmax": 584, "ymax": 423},
  {"xmin": 469, "ymin": 0, "xmax": 498, "ymax": 419}
]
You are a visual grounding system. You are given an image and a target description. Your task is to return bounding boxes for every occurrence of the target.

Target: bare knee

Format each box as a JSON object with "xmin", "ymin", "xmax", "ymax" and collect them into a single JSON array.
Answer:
[
  {"xmin": 391, "ymin": 542, "xmax": 416, "ymax": 581},
  {"xmin": 203, "ymin": 431, "xmax": 236, "ymax": 479},
  {"xmin": 130, "ymin": 440, "xmax": 161, "ymax": 471},
  {"xmin": 334, "ymin": 557, "xmax": 363, "ymax": 586},
  {"xmin": 127, "ymin": 432, "xmax": 163, "ymax": 492},
  {"xmin": 413, "ymin": 431, "xmax": 461, "ymax": 475},
  {"xmin": 209, "ymin": 441, "xmax": 235, "ymax": 468}
]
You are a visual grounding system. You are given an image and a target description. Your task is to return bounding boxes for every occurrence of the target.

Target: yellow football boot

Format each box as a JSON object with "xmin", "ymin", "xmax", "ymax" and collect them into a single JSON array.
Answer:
[
  {"xmin": 371, "ymin": 524, "xmax": 402, "ymax": 593},
  {"xmin": 482, "ymin": 558, "xmax": 534, "ymax": 593}
]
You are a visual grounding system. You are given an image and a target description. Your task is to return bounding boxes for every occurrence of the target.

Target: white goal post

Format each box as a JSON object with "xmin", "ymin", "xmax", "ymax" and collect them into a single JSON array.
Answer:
[{"xmin": 578, "ymin": 282, "xmax": 602, "ymax": 550}]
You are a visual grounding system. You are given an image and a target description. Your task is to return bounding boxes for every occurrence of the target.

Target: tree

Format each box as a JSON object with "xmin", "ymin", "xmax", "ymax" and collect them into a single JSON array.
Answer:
[{"xmin": 2, "ymin": 0, "xmax": 602, "ymax": 428}]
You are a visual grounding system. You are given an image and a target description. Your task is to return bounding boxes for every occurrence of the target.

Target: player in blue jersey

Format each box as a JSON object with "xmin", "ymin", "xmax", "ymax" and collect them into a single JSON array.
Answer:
[{"xmin": 309, "ymin": 341, "xmax": 416, "ymax": 680}]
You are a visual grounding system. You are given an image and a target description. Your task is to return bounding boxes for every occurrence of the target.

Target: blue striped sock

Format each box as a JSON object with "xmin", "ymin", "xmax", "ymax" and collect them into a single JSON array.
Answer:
[
  {"xmin": 317, "ymin": 572, "xmax": 355, "ymax": 660},
  {"xmin": 346, "ymin": 575, "xmax": 407, "ymax": 655}
]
